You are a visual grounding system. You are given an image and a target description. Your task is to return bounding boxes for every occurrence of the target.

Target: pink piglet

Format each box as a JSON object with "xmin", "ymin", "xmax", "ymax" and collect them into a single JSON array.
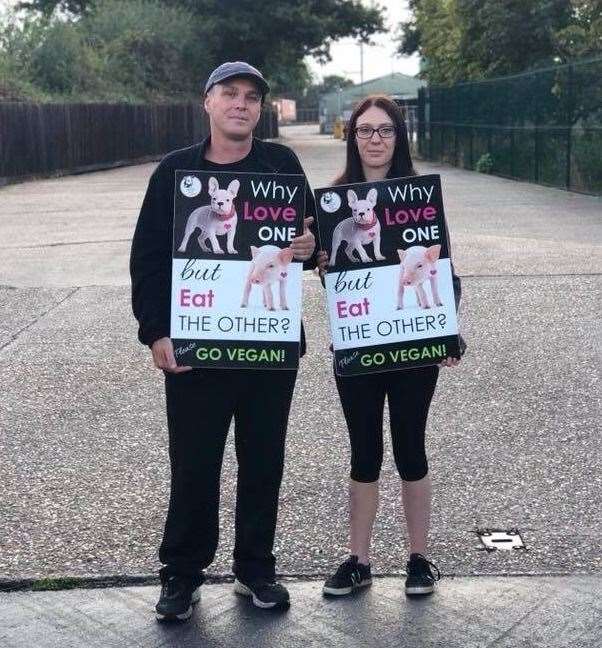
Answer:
[
  {"xmin": 397, "ymin": 244, "xmax": 443, "ymax": 310},
  {"xmin": 241, "ymin": 245, "xmax": 295, "ymax": 311}
]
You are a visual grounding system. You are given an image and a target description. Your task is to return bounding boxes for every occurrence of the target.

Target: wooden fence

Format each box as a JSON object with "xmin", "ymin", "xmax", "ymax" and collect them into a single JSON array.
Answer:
[{"xmin": 0, "ymin": 102, "xmax": 278, "ymax": 182}]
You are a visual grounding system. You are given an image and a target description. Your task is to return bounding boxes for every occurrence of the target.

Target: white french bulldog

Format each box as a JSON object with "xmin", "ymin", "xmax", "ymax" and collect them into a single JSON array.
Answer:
[
  {"xmin": 177, "ymin": 177, "xmax": 240, "ymax": 254},
  {"xmin": 329, "ymin": 188, "xmax": 385, "ymax": 265}
]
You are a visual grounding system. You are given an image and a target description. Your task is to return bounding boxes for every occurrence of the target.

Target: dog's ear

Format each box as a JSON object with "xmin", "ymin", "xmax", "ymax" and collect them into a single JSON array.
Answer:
[
  {"xmin": 250, "ymin": 245, "xmax": 259, "ymax": 259},
  {"xmin": 366, "ymin": 188, "xmax": 378, "ymax": 206},
  {"xmin": 347, "ymin": 189, "xmax": 358, "ymax": 207},
  {"xmin": 397, "ymin": 248, "xmax": 406, "ymax": 262},
  {"xmin": 278, "ymin": 247, "xmax": 294, "ymax": 264},
  {"xmin": 425, "ymin": 244, "xmax": 441, "ymax": 262},
  {"xmin": 227, "ymin": 179, "xmax": 240, "ymax": 197},
  {"xmin": 208, "ymin": 177, "xmax": 219, "ymax": 196}
]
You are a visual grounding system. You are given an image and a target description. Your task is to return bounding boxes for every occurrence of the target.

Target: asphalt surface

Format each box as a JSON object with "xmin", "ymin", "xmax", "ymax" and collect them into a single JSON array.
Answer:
[
  {"xmin": 2, "ymin": 576, "xmax": 601, "ymax": 648},
  {"xmin": 1, "ymin": 125, "xmax": 601, "ymax": 586}
]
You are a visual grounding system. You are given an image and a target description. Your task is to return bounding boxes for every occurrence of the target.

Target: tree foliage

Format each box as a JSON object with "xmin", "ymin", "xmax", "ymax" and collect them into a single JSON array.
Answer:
[
  {"xmin": 17, "ymin": 0, "xmax": 92, "ymax": 17},
  {"xmin": 397, "ymin": 0, "xmax": 600, "ymax": 84},
  {"xmin": 1, "ymin": 0, "xmax": 205, "ymax": 100},
  {"xmin": 8, "ymin": 0, "xmax": 385, "ymax": 100},
  {"xmin": 290, "ymin": 74, "xmax": 354, "ymax": 108},
  {"xmin": 554, "ymin": 0, "xmax": 602, "ymax": 58}
]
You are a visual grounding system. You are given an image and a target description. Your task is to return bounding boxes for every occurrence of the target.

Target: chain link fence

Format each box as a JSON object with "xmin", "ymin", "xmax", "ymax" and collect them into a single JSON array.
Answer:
[{"xmin": 417, "ymin": 57, "xmax": 602, "ymax": 195}]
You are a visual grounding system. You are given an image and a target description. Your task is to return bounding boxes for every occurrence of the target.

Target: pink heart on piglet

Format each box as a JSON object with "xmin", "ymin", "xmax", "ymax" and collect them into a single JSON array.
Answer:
[
  {"xmin": 369, "ymin": 232, "xmax": 375, "ymax": 238},
  {"xmin": 224, "ymin": 224, "xmax": 231, "ymax": 230}
]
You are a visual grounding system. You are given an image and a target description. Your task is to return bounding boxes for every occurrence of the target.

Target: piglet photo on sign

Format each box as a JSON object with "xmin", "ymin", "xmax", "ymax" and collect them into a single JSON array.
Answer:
[
  {"xmin": 316, "ymin": 174, "xmax": 461, "ymax": 376},
  {"xmin": 171, "ymin": 170, "xmax": 306, "ymax": 369}
]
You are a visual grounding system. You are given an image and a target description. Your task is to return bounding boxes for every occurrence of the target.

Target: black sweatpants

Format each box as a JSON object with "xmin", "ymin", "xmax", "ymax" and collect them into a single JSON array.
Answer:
[
  {"xmin": 158, "ymin": 368, "xmax": 297, "ymax": 586},
  {"xmin": 335, "ymin": 365, "xmax": 439, "ymax": 483}
]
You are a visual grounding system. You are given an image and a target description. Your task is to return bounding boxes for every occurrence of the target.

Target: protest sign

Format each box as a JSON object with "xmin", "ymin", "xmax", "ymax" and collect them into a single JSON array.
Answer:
[
  {"xmin": 316, "ymin": 174, "xmax": 461, "ymax": 376},
  {"xmin": 171, "ymin": 170, "xmax": 305, "ymax": 369}
]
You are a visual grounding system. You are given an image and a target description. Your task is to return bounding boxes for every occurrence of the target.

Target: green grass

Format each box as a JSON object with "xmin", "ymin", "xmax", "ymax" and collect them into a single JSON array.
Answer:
[{"xmin": 31, "ymin": 577, "xmax": 81, "ymax": 591}]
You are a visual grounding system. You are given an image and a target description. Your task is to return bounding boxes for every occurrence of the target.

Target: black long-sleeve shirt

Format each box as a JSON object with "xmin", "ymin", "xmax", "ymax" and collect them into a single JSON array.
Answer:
[{"xmin": 130, "ymin": 136, "xmax": 317, "ymax": 351}]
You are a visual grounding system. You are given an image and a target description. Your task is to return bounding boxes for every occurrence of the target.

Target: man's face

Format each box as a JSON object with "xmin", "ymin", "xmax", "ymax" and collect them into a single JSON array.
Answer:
[{"xmin": 204, "ymin": 78, "xmax": 263, "ymax": 141}]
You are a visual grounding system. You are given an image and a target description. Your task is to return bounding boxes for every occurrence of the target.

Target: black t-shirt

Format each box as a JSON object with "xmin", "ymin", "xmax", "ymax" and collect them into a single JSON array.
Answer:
[{"xmin": 129, "ymin": 136, "xmax": 317, "ymax": 353}]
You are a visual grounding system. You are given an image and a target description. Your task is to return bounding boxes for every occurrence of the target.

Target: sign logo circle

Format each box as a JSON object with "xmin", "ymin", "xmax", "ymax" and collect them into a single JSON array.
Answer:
[
  {"xmin": 320, "ymin": 191, "xmax": 341, "ymax": 213},
  {"xmin": 180, "ymin": 175, "xmax": 201, "ymax": 197}
]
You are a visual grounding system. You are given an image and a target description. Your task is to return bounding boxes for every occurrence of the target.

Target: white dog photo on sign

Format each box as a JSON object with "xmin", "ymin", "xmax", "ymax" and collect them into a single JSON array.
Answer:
[
  {"xmin": 329, "ymin": 188, "xmax": 386, "ymax": 265},
  {"xmin": 177, "ymin": 177, "xmax": 240, "ymax": 254}
]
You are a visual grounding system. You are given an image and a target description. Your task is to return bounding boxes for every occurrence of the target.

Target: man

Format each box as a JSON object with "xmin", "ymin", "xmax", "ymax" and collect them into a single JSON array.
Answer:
[{"xmin": 130, "ymin": 62, "xmax": 316, "ymax": 621}]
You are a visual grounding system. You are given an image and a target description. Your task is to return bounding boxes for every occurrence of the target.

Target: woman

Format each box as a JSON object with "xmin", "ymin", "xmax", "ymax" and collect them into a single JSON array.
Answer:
[{"xmin": 318, "ymin": 95, "xmax": 463, "ymax": 598}]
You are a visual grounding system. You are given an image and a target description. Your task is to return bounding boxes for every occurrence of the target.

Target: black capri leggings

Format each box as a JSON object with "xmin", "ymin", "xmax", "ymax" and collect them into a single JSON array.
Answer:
[{"xmin": 335, "ymin": 365, "xmax": 439, "ymax": 482}]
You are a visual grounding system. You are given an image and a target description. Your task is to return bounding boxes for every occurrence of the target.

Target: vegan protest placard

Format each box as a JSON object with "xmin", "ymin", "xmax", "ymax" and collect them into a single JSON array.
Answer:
[
  {"xmin": 316, "ymin": 174, "xmax": 461, "ymax": 376},
  {"xmin": 171, "ymin": 170, "xmax": 306, "ymax": 369}
]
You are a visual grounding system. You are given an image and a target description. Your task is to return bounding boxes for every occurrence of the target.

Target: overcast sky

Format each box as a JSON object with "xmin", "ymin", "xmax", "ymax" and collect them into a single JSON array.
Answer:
[
  {"xmin": 0, "ymin": 0, "xmax": 420, "ymax": 82},
  {"xmin": 307, "ymin": 0, "xmax": 420, "ymax": 83}
]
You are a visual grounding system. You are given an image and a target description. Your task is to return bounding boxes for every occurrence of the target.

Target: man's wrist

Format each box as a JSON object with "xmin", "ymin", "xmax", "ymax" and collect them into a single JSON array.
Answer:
[{"xmin": 145, "ymin": 330, "xmax": 170, "ymax": 348}]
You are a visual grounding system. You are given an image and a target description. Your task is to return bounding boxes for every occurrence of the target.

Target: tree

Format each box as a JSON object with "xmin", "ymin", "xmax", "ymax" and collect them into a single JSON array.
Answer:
[
  {"xmin": 554, "ymin": 0, "xmax": 602, "ymax": 58},
  {"xmin": 398, "ymin": 0, "xmax": 464, "ymax": 84},
  {"xmin": 19, "ymin": 0, "xmax": 385, "ymax": 71},
  {"xmin": 29, "ymin": 20, "xmax": 99, "ymax": 94},
  {"xmin": 290, "ymin": 74, "xmax": 354, "ymax": 108},
  {"xmin": 396, "ymin": 0, "xmax": 592, "ymax": 84},
  {"xmin": 10, "ymin": 0, "xmax": 385, "ymax": 99},
  {"xmin": 3, "ymin": 0, "xmax": 205, "ymax": 100},
  {"xmin": 456, "ymin": 0, "xmax": 573, "ymax": 76},
  {"xmin": 162, "ymin": 0, "xmax": 384, "ymax": 93},
  {"xmin": 80, "ymin": 0, "xmax": 205, "ymax": 97},
  {"xmin": 321, "ymin": 74, "xmax": 355, "ymax": 92},
  {"xmin": 17, "ymin": 0, "xmax": 92, "ymax": 16}
]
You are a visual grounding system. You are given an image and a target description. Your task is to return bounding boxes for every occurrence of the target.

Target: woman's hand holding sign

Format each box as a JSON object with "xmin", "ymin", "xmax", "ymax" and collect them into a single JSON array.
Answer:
[
  {"xmin": 317, "ymin": 250, "xmax": 329, "ymax": 277},
  {"xmin": 438, "ymin": 335, "xmax": 466, "ymax": 368},
  {"xmin": 290, "ymin": 217, "xmax": 316, "ymax": 261},
  {"xmin": 438, "ymin": 357, "xmax": 460, "ymax": 368},
  {"xmin": 152, "ymin": 337, "xmax": 192, "ymax": 373}
]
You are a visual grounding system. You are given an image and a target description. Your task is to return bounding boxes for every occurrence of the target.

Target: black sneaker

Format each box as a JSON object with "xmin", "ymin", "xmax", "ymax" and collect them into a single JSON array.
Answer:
[
  {"xmin": 155, "ymin": 575, "xmax": 201, "ymax": 622},
  {"xmin": 405, "ymin": 553, "xmax": 441, "ymax": 596},
  {"xmin": 323, "ymin": 555, "xmax": 372, "ymax": 596},
  {"xmin": 233, "ymin": 577, "xmax": 290, "ymax": 609}
]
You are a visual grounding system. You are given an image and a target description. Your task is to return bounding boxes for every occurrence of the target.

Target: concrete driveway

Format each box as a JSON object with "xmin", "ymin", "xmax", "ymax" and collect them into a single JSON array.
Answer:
[{"xmin": 0, "ymin": 125, "xmax": 600, "ymax": 583}]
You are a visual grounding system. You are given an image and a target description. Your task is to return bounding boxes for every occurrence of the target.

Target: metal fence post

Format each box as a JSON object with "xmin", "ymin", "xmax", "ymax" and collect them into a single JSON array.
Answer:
[
  {"xmin": 565, "ymin": 63, "xmax": 574, "ymax": 190},
  {"xmin": 510, "ymin": 128, "xmax": 515, "ymax": 177},
  {"xmin": 469, "ymin": 127, "xmax": 473, "ymax": 169}
]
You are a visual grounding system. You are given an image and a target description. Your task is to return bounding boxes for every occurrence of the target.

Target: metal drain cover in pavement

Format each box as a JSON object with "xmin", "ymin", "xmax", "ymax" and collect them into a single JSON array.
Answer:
[{"xmin": 476, "ymin": 528, "xmax": 526, "ymax": 552}]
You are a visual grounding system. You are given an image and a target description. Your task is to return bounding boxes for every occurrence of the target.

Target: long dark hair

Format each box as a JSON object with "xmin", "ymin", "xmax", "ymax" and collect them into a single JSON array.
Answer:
[{"xmin": 334, "ymin": 94, "xmax": 417, "ymax": 185}]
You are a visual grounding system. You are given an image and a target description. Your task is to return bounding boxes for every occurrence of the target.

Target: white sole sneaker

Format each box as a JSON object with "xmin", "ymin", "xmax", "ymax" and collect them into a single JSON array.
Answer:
[
  {"xmin": 155, "ymin": 586, "xmax": 201, "ymax": 621},
  {"xmin": 405, "ymin": 583, "xmax": 435, "ymax": 596},
  {"xmin": 233, "ymin": 579, "xmax": 281, "ymax": 609},
  {"xmin": 323, "ymin": 578, "xmax": 372, "ymax": 596}
]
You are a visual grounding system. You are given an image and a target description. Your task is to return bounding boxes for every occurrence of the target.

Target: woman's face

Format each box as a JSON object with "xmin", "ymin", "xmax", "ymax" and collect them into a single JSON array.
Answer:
[{"xmin": 354, "ymin": 105, "xmax": 396, "ymax": 171}]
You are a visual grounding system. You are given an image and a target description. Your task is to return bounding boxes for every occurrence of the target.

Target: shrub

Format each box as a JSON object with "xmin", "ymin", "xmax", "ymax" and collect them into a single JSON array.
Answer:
[
  {"xmin": 30, "ymin": 21, "xmax": 100, "ymax": 95},
  {"xmin": 475, "ymin": 152, "xmax": 494, "ymax": 174}
]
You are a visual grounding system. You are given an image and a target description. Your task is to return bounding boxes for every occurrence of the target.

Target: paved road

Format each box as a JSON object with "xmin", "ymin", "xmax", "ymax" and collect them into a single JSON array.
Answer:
[
  {"xmin": 0, "ymin": 125, "xmax": 600, "ymax": 585},
  {"xmin": 2, "ymin": 576, "xmax": 600, "ymax": 648}
]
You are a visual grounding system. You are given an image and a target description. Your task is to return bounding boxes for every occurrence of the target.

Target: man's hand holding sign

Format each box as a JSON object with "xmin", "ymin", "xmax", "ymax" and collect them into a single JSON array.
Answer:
[{"xmin": 290, "ymin": 216, "xmax": 315, "ymax": 261}]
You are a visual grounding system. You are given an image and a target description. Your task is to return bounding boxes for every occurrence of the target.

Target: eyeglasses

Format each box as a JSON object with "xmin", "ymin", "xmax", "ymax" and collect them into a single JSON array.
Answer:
[{"xmin": 354, "ymin": 125, "xmax": 396, "ymax": 139}]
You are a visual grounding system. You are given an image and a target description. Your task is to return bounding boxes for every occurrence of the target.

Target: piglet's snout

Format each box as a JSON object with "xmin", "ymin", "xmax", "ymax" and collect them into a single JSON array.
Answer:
[{"xmin": 402, "ymin": 272, "xmax": 415, "ymax": 286}]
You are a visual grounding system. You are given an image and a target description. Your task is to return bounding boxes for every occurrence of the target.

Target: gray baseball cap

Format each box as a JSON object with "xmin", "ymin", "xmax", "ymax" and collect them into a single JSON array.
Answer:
[{"xmin": 204, "ymin": 61, "xmax": 270, "ymax": 97}]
